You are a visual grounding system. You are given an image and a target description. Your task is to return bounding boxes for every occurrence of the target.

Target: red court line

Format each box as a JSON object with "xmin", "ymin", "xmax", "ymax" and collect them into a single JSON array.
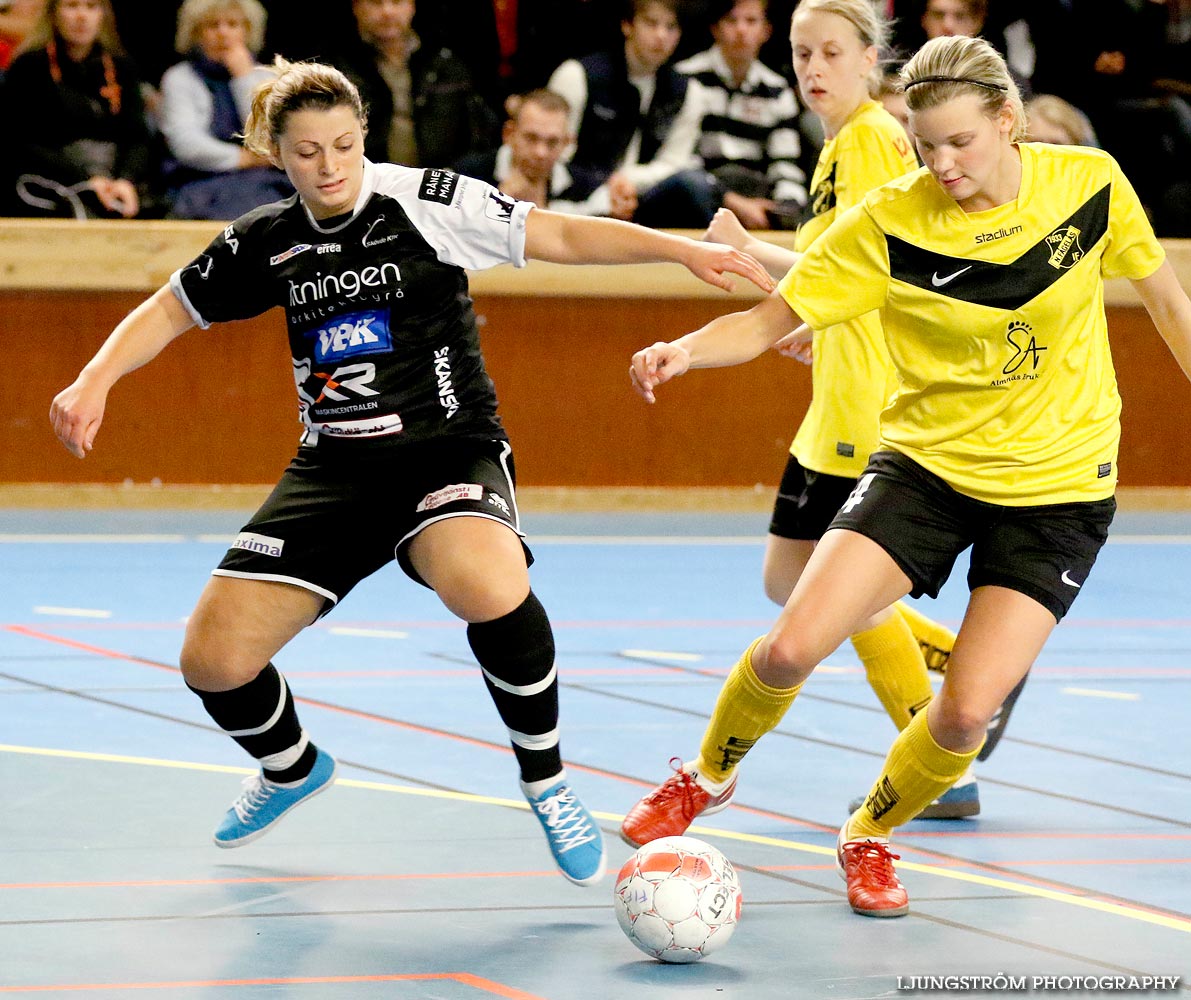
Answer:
[
  {"xmin": 901, "ymin": 831, "xmax": 1191, "ymax": 840},
  {"xmin": 1, "ymin": 870, "xmax": 552, "ymax": 891},
  {"xmin": 0, "ymin": 973, "xmax": 545, "ymax": 997}
]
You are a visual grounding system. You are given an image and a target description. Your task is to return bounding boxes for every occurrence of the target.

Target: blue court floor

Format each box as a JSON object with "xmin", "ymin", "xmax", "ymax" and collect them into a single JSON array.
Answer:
[{"xmin": 1, "ymin": 504, "xmax": 1188, "ymax": 999}]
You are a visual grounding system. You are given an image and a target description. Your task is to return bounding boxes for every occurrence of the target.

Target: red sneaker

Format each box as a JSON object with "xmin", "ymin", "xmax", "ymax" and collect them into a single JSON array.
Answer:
[
  {"xmin": 836, "ymin": 833, "xmax": 909, "ymax": 917},
  {"xmin": 620, "ymin": 758, "xmax": 737, "ymax": 847}
]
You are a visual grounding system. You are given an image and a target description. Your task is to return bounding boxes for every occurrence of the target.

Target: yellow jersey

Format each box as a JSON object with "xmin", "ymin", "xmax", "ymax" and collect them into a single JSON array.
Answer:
[
  {"xmin": 790, "ymin": 100, "xmax": 919, "ymax": 476},
  {"xmin": 778, "ymin": 142, "xmax": 1165, "ymax": 505}
]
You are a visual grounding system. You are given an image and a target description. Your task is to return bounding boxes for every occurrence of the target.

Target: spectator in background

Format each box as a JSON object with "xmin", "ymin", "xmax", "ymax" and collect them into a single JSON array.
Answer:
[
  {"xmin": 676, "ymin": 0, "xmax": 806, "ymax": 230},
  {"xmin": 454, "ymin": 89, "xmax": 608, "ymax": 214},
  {"xmin": 1025, "ymin": 93, "xmax": 1097, "ymax": 146},
  {"xmin": 1, "ymin": 0, "xmax": 152, "ymax": 218},
  {"xmin": 876, "ymin": 71, "xmax": 913, "ymax": 147},
  {"xmin": 331, "ymin": 0, "xmax": 498, "ymax": 168},
  {"xmin": 0, "ymin": 0, "xmax": 44, "ymax": 71},
  {"xmin": 159, "ymin": 0, "xmax": 290, "ymax": 219},
  {"xmin": 548, "ymin": 0, "xmax": 712, "ymax": 227},
  {"xmin": 918, "ymin": 0, "xmax": 1031, "ymax": 97}
]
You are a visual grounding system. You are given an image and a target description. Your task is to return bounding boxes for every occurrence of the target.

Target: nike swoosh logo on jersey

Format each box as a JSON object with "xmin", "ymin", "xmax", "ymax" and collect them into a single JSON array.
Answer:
[
  {"xmin": 931, "ymin": 265, "xmax": 972, "ymax": 287},
  {"xmin": 1061, "ymin": 570, "xmax": 1082, "ymax": 588}
]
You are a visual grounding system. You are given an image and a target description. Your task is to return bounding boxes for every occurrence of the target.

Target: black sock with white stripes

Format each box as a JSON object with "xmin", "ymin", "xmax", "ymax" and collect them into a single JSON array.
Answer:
[
  {"xmin": 466, "ymin": 591, "xmax": 563, "ymax": 785},
  {"xmin": 187, "ymin": 664, "xmax": 318, "ymax": 784}
]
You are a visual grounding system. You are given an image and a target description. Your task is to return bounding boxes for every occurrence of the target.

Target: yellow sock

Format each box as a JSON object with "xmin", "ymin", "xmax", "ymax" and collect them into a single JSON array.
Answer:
[
  {"xmin": 895, "ymin": 600, "xmax": 956, "ymax": 672},
  {"xmin": 692, "ymin": 637, "xmax": 803, "ymax": 785},
  {"xmin": 850, "ymin": 612, "xmax": 934, "ymax": 731},
  {"xmin": 847, "ymin": 710, "xmax": 981, "ymax": 839}
]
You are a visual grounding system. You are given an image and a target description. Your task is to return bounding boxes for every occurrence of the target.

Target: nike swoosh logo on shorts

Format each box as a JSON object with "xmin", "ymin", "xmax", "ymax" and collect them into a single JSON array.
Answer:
[
  {"xmin": 1061, "ymin": 570, "xmax": 1082, "ymax": 588},
  {"xmin": 931, "ymin": 265, "xmax": 972, "ymax": 287}
]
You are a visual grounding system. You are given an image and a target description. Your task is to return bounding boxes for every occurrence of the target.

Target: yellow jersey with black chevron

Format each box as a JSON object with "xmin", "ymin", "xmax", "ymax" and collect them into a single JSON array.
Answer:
[
  {"xmin": 777, "ymin": 143, "xmax": 1164, "ymax": 505},
  {"xmin": 790, "ymin": 100, "xmax": 919, "ymax": 477}
]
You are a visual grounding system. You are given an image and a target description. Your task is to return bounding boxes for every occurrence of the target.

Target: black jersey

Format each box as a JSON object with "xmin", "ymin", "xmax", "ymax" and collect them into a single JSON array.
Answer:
[{"xmin": 170, "ymin": 160, "xmax": 532, "ymax": 449}]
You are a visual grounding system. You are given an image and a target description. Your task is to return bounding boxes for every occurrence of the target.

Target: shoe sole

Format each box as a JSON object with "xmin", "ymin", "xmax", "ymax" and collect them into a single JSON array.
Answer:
[
  {"xmin": 916, "ymin": 798, "xmax": 980, "ymax": 819},
  {"xmin": 213, "ymin": 762, "xmax": 337, "ymax": 849},
  {"xmin": 978, "ymin": 671, "xmax": 1029, "ymax": 761},
  {"xmin": 558, "ymin": 851, "xmax": 607, "ymax": 887}
]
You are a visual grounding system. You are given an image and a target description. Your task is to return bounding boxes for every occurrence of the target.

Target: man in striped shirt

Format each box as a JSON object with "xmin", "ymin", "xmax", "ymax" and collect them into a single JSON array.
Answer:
[{"xmin": 677, "ymin": 0, "xmax": 808, "ymax": 228}]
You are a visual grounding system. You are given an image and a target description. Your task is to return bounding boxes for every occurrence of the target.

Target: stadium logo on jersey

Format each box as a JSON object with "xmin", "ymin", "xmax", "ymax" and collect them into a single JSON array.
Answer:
[
  {"xmin": 433, "ymin": 345, "xmax": 459, "ymax": 419},
  {"xmin": 416, "ymin": 483, "xmax": 483, "ymax": 512},
  {"xmin": 288, "ymin": 262, "xmax": 402, "ymax": 305},
  {"xmin": 975, "ymin": 225, "xmax": 1023, "ymax": 244},
  {"xmin": 270, "ymin": 243, "xmax": 313, "ymax": 266},
  {"xmin": 485, "ymin": 191, "xmax": 515, "ymax": 223},
  {"xmin": 231, "ymin": 531, "xmax": 284, "ymax": 557},
  {"xmin": 309, "ymin": 309, "xmax": 393, "ymax": 363},
  {"xmin": 419, "ymin": 168, "xmax": 459, "ymax": 205},
  {"xmin": 362, "ymin": 215, "xmax": 402, "ymax": 247},
  {"xmin": 1045, "ymin": 225, "xmax": 1084, "ymax": 270}
]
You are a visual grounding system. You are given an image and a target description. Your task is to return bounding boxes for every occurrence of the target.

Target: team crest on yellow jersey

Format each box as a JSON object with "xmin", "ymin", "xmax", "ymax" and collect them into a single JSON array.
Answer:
[
  {"xmin": 1045, "ymin": 225, "xmax": 1085, "ymax": 269},
  {"xmin": 811, "ymin": 163, "xmax": 837, "ymax": 216}
]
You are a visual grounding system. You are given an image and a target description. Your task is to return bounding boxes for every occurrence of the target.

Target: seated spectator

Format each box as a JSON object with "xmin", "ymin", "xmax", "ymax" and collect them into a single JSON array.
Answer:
[
  {"xmin": 158, "ymin": 0, "xmax": 290, "ymax": 219},
  {"xmin": 454, "ymin": 89, "xmax": 607, "ymax": 214},
  {"xmin": 330, "ymin": 0, "xmax": 498, "ymax": 168},
  {"xmin": 1, "ymin": 0, "xmax": 152, "ymax": 218},
  {"xmin": 548, "ymin": 0, "xmax": 712, "ymax": 227},
  {"xmin": 676, "ymin": 0, "xmax": 807, "ymax": 229},
  {"xmin": 919, "ymin": 0, "xmax": 1031, "ymax": 97},
  {"xmin": 1025, "ymin": 93, "xmax": 1098, "ymax": 146},
  {"xmin": 0, "ymin": 0, "xmax": 44, "ymax": 71},
  {"xmin": 876, "ymin": 72, "xmax": 912, "ymax": 147}
]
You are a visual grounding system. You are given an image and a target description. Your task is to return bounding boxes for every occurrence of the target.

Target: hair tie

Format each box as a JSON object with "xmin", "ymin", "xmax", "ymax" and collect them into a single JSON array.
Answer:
[{"xmin": 904, "ymin": 75, "xmax": 1007, "ymax": 93}]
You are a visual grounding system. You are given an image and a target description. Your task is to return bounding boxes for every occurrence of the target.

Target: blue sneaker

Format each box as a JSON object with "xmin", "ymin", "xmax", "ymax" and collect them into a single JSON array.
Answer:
[
  {"xmin": 213, "ymin": 748, "xmax": 337, "ymax": 848},
  {"xmin": 523, "ymin": 777, "xmax": 606, "ymax": 886}
]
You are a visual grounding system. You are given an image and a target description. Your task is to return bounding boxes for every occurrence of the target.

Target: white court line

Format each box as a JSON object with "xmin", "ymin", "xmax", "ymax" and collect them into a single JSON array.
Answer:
[
  {"xmin": 328, "ymin": 627, "xmax": 409, "ymax": 639},
  {"xmin": 620, "ymin": 649, "xmax": 703, "ymax": 662},
  {"xmin": 2, "ymin": 533, "xmax": 1191, "ymax": 545},
  {"xmin": 33, "ymin": 606, "xmax": 112, "ymax": 619},
  {"xmin": 1062, "ymin": 686, "xmax": 1141, "ymax": 701}
]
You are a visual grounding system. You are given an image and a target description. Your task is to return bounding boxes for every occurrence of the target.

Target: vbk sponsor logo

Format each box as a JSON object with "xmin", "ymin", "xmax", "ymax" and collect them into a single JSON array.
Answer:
[
  {"xmin": 288, "ymin": 262, "xmax": 402, "ymax": 305},
  {"xmin": 310, "ymin": 309, "xmax": 393, "ymax": 362},
  {"xmin": 416, "ymin": 483, "xmax": 482, "ymax": 512},
  {"xmin": 270, "ymin": 243, "xmax": 313, "ymax": 266},
  {"xmin": 231, "ymin": 531, "xmax": 284, "ymax": 557},
  {"xmin": 433, "ymin": 345, "xmax": 459, "ymax": 419}
]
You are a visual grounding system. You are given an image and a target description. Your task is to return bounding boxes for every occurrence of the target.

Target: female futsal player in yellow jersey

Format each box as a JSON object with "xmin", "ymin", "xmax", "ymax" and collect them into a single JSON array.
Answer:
[
  {"xmin": 688, "ymin": 0, "xmax": 980, "ymax": 825},
  {"xmin": 624, "ymin": 33, "xmax": 1191, "ymax": 917}
]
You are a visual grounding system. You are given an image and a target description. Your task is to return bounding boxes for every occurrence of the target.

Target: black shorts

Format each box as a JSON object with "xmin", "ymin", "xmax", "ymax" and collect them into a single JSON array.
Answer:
[
  {"xmin": 214, "ymin": 437, "xmax": 530, "ymax": 611},
  {"xmin": 827, "ymin": 451, "xmax": 1116, "ymax": 621},
  {"xmin": 768, "ymin": 453, "xmax": 858, "ymax": 541}
]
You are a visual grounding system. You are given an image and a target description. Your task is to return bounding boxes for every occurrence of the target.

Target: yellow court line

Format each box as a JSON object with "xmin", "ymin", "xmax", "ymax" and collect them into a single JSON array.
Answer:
[{"xmin": 3, "ymin": 742, "xmax": 1189, "ymax": 935}]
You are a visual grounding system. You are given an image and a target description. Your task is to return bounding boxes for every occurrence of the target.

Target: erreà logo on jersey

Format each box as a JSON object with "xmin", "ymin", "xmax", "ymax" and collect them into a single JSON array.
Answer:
[
  {"xmin": 270, "ymin": 244, "xmax": 313, "ymax": 266},
  {"xmin": 288, "ymin": 262, "xmax": 402, "ymax": 305},
  {"xmin": 310, "ymin": 309, "xmax": 393, "ymax": 363},
  {"xmin": 419, "ymin": 168, "xmax": 459, "ymax": 205}
]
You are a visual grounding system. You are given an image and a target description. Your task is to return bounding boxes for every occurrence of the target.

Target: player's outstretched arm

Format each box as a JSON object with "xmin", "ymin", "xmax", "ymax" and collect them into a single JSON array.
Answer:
[
  {"xmin": 50, "ymin": 285, "xmax": 196, "ymax": 458},
  {"xmin": 1134, "ymin": 261, "xmax": 1191, "ymax": 383},
  {"xmin": 630, "ymin": 293, "xmax": 801, "ymax": 403},
  {"xmin": 522, "ymin": 208, "xmax": 775, "ymax": 294}
]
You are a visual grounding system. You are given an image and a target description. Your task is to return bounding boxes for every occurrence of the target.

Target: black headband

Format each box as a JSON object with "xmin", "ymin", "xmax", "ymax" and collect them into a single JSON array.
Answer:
[{"xmin": 904, "ymin": 75, "xmax": 1008, "ymax": 92}]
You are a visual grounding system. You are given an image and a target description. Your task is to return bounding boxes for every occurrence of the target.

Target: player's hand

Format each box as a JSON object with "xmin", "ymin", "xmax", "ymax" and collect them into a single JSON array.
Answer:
[
  {"xmin": 50, "ymin": 377, "xmax": 108, "ymax": 458},
  {"xmin": 773, "ymin": 323, "xmax": 813, "ymax": 365},
  {"xmin": 684, "ymin": 241, "xmax": 776, "ymax": 294},
  {"xmin": 630, "ymin": 342, "xmax": 691, "ymax": 403},
  {"xmin": 608, "ymin": 172, "xmax": 638, "ymax": 221},
  {"xmin": 703, "ymin": 206, "xmax": 749, "ymax": 249}
]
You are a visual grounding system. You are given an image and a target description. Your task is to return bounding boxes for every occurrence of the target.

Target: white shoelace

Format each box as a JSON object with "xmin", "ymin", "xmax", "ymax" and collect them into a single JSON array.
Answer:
[
  {"xmin": 533, "ymin": 788, "xmax": 597, "ymax": 854},
  {"xmin": 230, "ymin": 774, "xmax": 276, "ymax": 822}
]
